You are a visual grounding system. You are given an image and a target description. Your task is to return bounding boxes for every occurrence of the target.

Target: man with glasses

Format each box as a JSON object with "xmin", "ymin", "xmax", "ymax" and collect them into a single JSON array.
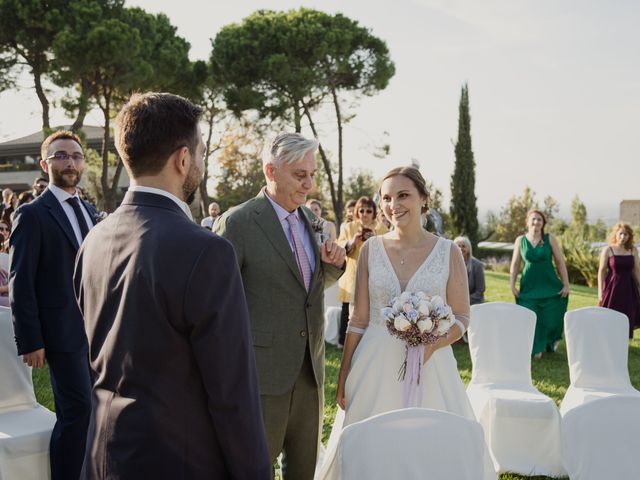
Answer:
[
  {"xmin": 32, "ymin": 177, "xmax": 49, "ymax": 197},
  {"xmin": 10, "ymin": 130, "xmax": 97, "ymax": 480}
]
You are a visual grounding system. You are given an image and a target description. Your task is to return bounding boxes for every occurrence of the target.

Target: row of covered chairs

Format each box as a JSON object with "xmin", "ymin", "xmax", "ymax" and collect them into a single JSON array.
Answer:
[{"xmin": 467, "ymin": 303, "xmax": 640, "ymax": 479}]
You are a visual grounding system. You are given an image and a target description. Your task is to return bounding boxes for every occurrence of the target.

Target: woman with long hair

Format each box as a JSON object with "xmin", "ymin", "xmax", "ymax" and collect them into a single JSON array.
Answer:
[
  {"xmin": 510, "ymin": 209, "xmax": 570, "ymax": 359},
  {"xmin": 335, "ymin": 196, "xmax": 388, "ymax": 346},
  {"xmin": 598, "ymin": 222, "xmax": 640, "ymax": 338}
]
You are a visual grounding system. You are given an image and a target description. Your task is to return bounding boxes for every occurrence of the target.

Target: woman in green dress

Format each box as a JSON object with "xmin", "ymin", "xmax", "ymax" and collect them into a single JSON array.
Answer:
[{"xmin": 510, "ymin": 209, "xmax": 570, "ymax": 359}]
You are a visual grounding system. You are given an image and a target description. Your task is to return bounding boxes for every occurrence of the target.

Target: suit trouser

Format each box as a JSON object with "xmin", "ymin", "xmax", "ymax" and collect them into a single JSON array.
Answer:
[
  {"xmin": 261, "ymin": 349, "xmax": 321, "ymax": 480},
  {"xmin": 46, "ymin": 350, "xmax": 92, "ymax": 480}
]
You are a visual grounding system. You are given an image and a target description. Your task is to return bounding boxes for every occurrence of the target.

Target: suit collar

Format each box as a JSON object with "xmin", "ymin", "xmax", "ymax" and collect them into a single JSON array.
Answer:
[
  {"xmin": 41, "ymin": 189, "xmax": 80, "ymax": 250},
  {"xmin": 121, "ymin": 190, "xmax": 189, "ymax": 218}
]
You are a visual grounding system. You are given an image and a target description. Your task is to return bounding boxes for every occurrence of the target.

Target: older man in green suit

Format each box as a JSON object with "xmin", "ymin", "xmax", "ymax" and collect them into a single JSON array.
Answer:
[{"xmin": 214, "ymin": 133, "xmax": 345, "ymax": 479}]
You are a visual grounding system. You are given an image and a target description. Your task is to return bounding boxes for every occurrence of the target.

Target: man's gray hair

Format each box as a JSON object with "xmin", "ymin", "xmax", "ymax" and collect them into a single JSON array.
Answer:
[
  {"xmin": 453, "ymin": 236, "xmax": 472, "ymax": 256},
  {"xmin": 263, "ymin": 133, "xmax": 319, "ymax": 167}
]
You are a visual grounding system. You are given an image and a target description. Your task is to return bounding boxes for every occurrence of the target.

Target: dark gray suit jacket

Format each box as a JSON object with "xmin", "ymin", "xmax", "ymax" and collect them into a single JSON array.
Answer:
[
  {"xmin": 74, "ymin": 191, "xmax": 269, "ymax": 480},
  {"xmin": 213, "ymin": 190, "xmax": 344, "ymax": 396}
]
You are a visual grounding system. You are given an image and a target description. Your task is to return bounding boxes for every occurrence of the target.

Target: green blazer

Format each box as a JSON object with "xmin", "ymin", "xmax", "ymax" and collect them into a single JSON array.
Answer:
[{"xmin": 213, "ymin": 190, "xmax": 344, "ymax": 396}]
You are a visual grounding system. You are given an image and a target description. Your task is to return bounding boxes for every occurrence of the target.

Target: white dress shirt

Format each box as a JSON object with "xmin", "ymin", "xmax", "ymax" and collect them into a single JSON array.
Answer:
[
  {"xmin": 128, "ymin": 186, "xmax": 193, "ymax": 221},
  {"xmin": 264, "ymin": 189, "xmax": 316, "ymax": 272},
  {"xmin": 47, "ymin": 184, "xmax": 94, "ymax": 246}
]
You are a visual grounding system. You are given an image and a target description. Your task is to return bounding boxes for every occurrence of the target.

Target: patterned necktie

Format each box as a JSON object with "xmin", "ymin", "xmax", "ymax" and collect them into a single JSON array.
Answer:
[
  {"xmin": 66, "ymin": 197, "xmax": 90, "ymax": 240},
  {"xmin": 285, "ymin": 213, "xmax": 312, "ymax": 291}
]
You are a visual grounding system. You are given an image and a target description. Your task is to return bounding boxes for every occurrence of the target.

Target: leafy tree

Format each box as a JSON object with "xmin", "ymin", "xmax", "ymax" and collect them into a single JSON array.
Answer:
[
  {"xmin": 211, "ymin": 8, "xmax": 394, "ymax": 226},
  {"xmin": 450, "ymin": 84, "xmax": 479, "ymax": 247},
  {"xmin": 0, "ymin": 0, "xmax": 79, "ymax": 129},
  {"xmin": 344, "ymin": 168, "xmax": 377, "ymax": 202},
  {"xmin": 570, "ymin": 195, "xmax": 588, "ymax": 227},
  {"xmin": 53, "ymin": 3, "xmax": 204, "ymax": 210},
  {"xmin": 213, "ymin": 125, "xmax": 265, "ymax": 213},
  {"xmin": 493, "ymin": 186, "xmax": 539, "ymax": 242}
]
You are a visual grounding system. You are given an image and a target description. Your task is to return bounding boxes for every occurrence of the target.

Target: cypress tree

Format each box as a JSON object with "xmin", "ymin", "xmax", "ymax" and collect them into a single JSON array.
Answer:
[{"xmin": 450, "ymin": 83, "xmax": 479, "ymax": 248}]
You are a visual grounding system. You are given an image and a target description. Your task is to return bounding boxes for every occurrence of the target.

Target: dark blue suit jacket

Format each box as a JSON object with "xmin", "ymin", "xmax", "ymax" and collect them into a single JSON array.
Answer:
[
  {"xmin": 9, "ymin": 189, "xmax": 97, "ymax": 355},
  {"xmin": 74, "ymin": 191, "xmax": 269, "ymax": 479}
]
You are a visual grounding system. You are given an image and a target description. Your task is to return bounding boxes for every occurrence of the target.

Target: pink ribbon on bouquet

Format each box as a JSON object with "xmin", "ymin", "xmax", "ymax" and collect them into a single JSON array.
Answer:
[{"xmin": 403, "ymin": 344, "xmax": 425, "ymax": 408}]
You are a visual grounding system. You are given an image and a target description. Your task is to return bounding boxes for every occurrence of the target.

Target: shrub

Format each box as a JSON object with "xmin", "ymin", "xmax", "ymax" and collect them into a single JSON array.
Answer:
[{"xmin": 559, "ymin": 231, "xmax": 599, "ymax": 287}]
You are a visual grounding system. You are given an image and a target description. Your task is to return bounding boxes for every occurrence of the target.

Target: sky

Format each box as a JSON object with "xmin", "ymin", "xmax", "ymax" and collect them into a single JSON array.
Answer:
[{"xmin": 0, "ymin": 0, "xmax": 638, "ymax": 222}]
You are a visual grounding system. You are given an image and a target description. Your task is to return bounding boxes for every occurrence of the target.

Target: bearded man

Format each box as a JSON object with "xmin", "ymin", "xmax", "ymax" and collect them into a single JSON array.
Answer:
[
  {"xmin": 73, "ymin": 92, "xmax": 269, "ymax": 479},
  {"xmin": 10, "ymin": 130, "xmax": 97, "ymax": 480}
]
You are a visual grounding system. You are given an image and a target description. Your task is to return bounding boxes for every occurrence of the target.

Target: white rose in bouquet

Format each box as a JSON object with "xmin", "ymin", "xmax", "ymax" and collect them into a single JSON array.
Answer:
[
  {"xmin": 399, "ymin": 291, "xmax": 412, "ymax": 303},
  {"xmin": 430, "ymin": 295, "xmax": 445, "ymax": 310},
  {"xmin": 417, "ymin": 318, "xmax": 434, "ymax": 333},
  {"xmin": 394, "ymin": 314, "xmax": 412, "ymax": 332},
  {"xmin": 417, "ymin": 300, "xmax": 431, "ymax": 316},
  {"xmin": 392, "ymin": 299, "xmax": 403, "ymax": 312},
  {"xmin": 436, "ymin": 318, "xmax": 452, "ymax": 335}
]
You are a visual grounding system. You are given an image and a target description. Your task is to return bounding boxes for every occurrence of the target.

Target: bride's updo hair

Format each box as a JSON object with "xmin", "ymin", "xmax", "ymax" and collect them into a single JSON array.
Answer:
[{"xmin": 380, "ymin": 166, "xmax": 430, "ymax": 213}]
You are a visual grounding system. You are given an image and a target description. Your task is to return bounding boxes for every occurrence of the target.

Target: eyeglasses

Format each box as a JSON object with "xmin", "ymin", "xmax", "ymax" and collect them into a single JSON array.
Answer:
[
  {"xmin": 34, "ymin": 184, "xmax": 47, "ymax": 190},
  {"xmin": 359, "ymin": 208, "xmax": 373, "ymax": 214},
  {"xmin": 46, "ymin": 151, "xmax": 85, "ymax": 162},
  {"xmin": 0, "ymin": 227, "xmax": 9, "ymax": 232}
]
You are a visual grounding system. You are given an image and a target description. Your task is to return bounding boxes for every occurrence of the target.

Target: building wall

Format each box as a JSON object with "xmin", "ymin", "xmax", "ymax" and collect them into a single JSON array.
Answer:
[{"xmin": 620, "ymin": 200, "xmax": 640, "ymax": 227}]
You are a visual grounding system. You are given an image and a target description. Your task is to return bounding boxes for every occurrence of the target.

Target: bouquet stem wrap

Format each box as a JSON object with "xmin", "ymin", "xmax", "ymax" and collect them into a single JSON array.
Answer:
[{"xmin": 403, "ymin": 344, "xmax": 425, "ymax": 408}]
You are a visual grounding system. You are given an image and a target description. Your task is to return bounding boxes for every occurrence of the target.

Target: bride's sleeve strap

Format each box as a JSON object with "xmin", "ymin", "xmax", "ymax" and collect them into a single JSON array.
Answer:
[{"xmin": 346, "ymin": 240, "xmax": 371, "ymax": 335}]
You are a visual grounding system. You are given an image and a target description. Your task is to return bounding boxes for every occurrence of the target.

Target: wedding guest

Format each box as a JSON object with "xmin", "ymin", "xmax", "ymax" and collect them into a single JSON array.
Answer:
[
  {"xmin": 74, "ymin": 92, "xmax": 269, "ymax": 479},
  {"xmin": 1, "ymin": 188, "xmax": 17, "ymax": 226},
  {"xmin": 214, "ymin": 133, "xmax": 345, "ymax": 479},
  {"xmin": 306, "ymin": 198, "xmax": 337, "ymax": 242},
  {"xmin": 200, "ymin": 201, "xmax": 220, "ymax": 229},
  {"xmin": 17, "ymin": 191, "xmax": 35, "ymax": 207},
  {"xmin": 32, "ymin": 177, "xmax": 48, "ymax": 197},
  {"xmin": 510, "ymin": 209, "xmax": 570, "ymax": 359},
  {"xmin": 0, "ymin": 220, "xmax": 9, "ymax": 253},
  {"xmin": 10, "ymin": 130, "xmax": 96, "ymax": 480},
  {"xmin": 454, "ymin": 236, "xmax": 485, "ymax": 305},
  {"xmin": 341, "ymin": 199, "xmax": 357, "ymax": 228},
  {"xmin": 336, "ymin": 196, "xmax": 388, "ymax": 347},
  {"xmin": 598, "ymin": 222, "xmax": 640, "ymax": 338}
]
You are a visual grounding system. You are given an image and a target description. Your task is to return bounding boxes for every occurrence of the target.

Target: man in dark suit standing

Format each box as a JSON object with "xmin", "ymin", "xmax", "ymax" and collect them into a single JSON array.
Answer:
[
  {"xmin": 74, "ymin": 92, "xmax": 269, "ymax": 479},
  {"xmin": 10, "ymin": 130, "xmax": 96, "ymax": 480}
]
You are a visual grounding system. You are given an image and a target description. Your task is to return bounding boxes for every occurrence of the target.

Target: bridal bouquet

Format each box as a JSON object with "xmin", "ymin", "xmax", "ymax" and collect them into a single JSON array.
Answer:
[{"xmin": 381, "ymin": 291, "xmax": 456, "ymax": 407}]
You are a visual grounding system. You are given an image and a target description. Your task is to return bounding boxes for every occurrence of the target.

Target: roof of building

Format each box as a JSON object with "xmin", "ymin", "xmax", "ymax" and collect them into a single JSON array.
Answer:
[{"xmin": 0, "ymin": 126, "xmax": 115, "ymax": 157}]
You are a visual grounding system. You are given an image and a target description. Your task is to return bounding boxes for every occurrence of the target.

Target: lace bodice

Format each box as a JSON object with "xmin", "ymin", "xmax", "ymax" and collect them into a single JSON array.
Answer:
[{"xmin": 367, "ymin": 236, "xmax": 451, "ymax": 327}]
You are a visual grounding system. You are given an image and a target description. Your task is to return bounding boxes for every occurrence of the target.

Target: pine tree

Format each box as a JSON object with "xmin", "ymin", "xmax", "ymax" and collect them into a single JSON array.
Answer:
[{"xmin": 450, "ymin": 84, "xmax": 479, "ymax": 248}]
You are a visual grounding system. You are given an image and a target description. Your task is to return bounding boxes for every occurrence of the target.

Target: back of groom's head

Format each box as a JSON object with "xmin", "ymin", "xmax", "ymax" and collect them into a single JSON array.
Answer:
[{"xmin": 115, "ymin": 92, "xmax": 203, "ymax": 178}]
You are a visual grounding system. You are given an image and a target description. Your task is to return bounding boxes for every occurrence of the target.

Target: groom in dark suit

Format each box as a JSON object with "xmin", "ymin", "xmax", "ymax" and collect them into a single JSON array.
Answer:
[
  {"xmin": 214, "ymin": 133, "xmax": 346, "ymax": 479},
  {"xmin": 10, "ymin": 130, "xmax": 96, "ymax": 480},
  {"xmin": 74, "ymin": 92, "xmax": 269, "ymax": 479}
]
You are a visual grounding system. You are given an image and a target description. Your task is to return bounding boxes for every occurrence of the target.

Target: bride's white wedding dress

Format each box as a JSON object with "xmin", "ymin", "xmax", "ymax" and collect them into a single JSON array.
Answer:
[{"xmin": 317, "ymin": 236, "xmax": 495, "ymax": 479}]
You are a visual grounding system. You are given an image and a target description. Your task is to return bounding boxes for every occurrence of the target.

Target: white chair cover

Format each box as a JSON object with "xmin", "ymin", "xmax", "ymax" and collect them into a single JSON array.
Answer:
[
  {"xmin": 0, "ymin": 306, "xmax": 55, "ymax": 480},
  {"xmin": 560, "ymin": 307, "xmax": 640, "ymax": 479},
  {"xmin": 560, "ymin": 307, "xmax": 640, "ymax": 415},
  {"xmin": 466, "ymin": 302, "xmax": 565, "ymax": 477},
  {"xmin": 561, "ymin": 395, "xmax": 640, "ymax": 479},
  {"xmin": 324, "ymin": 307, "xmax": 342, "ymax": 346},
  {"xmin": 321, "ymin": 408, "xmax": 488, "ymax": 480}
]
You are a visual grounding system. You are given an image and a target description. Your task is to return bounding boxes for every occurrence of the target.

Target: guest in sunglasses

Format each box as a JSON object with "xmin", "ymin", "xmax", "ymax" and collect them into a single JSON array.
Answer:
[{"xmin": 336, "ymin": 196, "xmax": 388, "ymax": 346}]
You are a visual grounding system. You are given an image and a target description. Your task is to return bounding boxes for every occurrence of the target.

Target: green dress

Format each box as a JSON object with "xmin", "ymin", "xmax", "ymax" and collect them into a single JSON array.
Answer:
[{"xmin": 516, "ymin": 234, "xmax": 568, "ymax": 355}]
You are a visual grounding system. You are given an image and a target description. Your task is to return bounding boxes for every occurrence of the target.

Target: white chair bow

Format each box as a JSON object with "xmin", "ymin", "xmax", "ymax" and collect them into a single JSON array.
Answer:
[
  {"xmin": 321, "ymin": 408, "xmax": 489, "ymax": 480},
  {"xmin": 560, "ymin": 307, "xmax": 640, "ymax": 479},
  {"xmin": 0, "ymin": 306, "xmax": 56, "ymax": 480},
  {"xmin": 466, "ymin": 302, "xmax": 565, "ymax": 477}
]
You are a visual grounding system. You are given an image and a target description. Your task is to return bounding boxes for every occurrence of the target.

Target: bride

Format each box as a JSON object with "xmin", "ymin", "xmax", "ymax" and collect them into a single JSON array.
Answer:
[{"xmin": 318, "ymin": 166, "xmax": 495, "ymax": 479}]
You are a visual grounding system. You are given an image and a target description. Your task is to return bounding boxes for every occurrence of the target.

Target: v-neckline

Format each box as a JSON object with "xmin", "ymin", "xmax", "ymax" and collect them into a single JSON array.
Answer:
[
  {"xmin": 525, "ymin": 234, "xmax": 543, "ymax": 249},
  {"xmin": 378, "ymin": 236, "xmax": 442, "ymax": 293}
]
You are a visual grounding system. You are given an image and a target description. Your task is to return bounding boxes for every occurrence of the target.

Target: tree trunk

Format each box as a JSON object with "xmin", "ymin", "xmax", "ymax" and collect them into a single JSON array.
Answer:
[
  {"xmin": 32, "ymin": 65, "xmax": 50, "ymax": 130},
  {"xmin": 70, "ymin": 79, "xmax": 92, "ymax": 132},
  {"xmin": 330, "ymin": 87, "xmax": 344, "ymax": 229},
  {"xmin": 301, "ymin": 103, "xmax": 341, "ymax": 227},
  {"xmin": 100, "ymin": 90, "xmax": 114, "ymax": 212},
  {"xmin": 293, "ymin": 102, "xmax": 302, "ymax": 133},
  {"xmin": 199, "ymin": 103, "xmax": 217, "ymax": 216}
]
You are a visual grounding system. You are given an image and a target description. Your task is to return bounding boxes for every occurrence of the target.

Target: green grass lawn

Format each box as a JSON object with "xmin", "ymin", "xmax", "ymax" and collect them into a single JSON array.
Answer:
[{"xmin": 33, "ymin": 271, "xmax": 640, "ymax": 479}]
